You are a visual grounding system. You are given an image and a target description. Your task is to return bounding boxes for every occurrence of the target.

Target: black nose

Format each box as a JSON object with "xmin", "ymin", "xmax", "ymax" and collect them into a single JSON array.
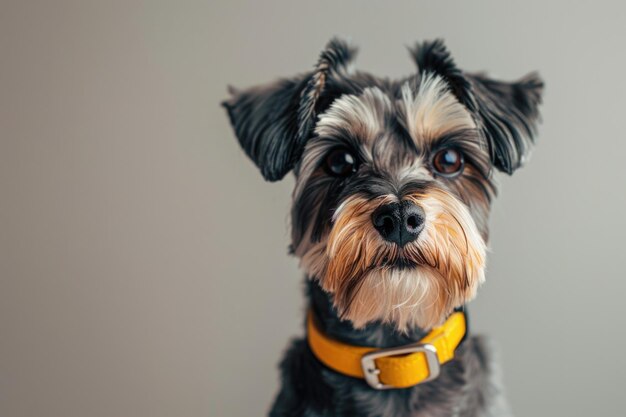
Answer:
[{"xmin": 372, "ymin": 201, "xmax": 425, "ymax": 247}]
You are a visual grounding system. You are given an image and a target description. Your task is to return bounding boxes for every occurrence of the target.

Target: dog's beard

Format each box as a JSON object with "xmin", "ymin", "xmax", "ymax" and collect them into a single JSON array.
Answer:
[{"xmin": 298, "ymin": 188, "xmax": 486, "ymax": 332}]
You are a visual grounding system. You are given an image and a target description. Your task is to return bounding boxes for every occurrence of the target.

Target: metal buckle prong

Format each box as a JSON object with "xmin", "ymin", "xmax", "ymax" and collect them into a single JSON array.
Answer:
[{"xmin": 360, "ymin": 343, "xmax": 440, "ymax": 390}]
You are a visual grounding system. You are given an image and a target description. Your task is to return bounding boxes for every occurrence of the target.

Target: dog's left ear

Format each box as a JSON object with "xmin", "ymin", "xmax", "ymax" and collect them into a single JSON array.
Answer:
[
  {"xmin": 409, "ymin": 39, "xmax": 544, "ymax": 174},
  {"xmin": 466, "ymin": 72, "xmax": 544, "ymax": 174},
  {"xmin": 223, "ymin": 38, "xmax": 357, "ymax": 181}
]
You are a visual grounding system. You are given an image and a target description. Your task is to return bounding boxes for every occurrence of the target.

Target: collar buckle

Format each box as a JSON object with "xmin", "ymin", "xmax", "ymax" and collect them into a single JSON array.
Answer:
[{"xmin": 360, "ymin": 343, "xmax": 440, "ymax": 390}]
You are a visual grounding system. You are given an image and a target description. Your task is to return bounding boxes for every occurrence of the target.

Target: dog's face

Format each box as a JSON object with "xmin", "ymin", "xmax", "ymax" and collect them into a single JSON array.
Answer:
[{"xmin": 224, "ymin": 39, "xmax": 542, "ymax": 331}]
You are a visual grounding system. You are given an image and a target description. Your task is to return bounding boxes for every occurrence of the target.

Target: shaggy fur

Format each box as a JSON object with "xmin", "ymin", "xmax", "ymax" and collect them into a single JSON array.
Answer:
[{"xmin": 223, "ymin": 38, "xmax": 543, "ymax": 417}]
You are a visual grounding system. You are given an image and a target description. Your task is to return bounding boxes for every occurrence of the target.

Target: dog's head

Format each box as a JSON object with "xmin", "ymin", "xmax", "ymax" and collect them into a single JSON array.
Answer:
[{"xmin": 223, "ymin": 39, "xmax": 543, "ymax": 331}]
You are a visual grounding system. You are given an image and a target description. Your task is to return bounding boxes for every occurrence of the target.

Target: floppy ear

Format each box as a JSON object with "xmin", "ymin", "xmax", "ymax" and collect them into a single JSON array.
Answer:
[
  {"xmin": 222, "ymin": 38, "xmax": 357, "ymax": 181},
  {"xmin": 408, "ymin": 39, "xmax": 544, "ymax": 174},
  {"xmin": 465, "ymin": 72, "xmax": 543, "ymax": 174},
  {"xmin": 222, "ymin": 76, "xmax": 309, "ymax": 181}
]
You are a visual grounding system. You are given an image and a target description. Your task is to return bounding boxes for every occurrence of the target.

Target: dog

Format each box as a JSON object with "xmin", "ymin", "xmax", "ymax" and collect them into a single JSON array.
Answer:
[{"xmin": 223, "ymin": 38, "xmax": 543, "ymax": 417}]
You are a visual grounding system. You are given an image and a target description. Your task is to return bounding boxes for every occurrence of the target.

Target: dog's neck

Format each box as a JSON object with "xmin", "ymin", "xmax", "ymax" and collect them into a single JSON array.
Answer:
[{"xmin": 307, "ymin": 279, "xmax": 434, "ymax": 348}]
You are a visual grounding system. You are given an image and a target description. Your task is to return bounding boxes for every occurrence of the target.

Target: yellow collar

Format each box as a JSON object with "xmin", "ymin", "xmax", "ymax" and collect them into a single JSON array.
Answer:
[{"xmin": 307, "ymin": 310, "xmax": 466, "ymax": 389}]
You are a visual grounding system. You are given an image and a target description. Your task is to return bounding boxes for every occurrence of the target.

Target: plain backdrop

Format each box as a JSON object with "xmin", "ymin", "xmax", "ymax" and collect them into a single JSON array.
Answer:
[{"xmin": 2, "ymin": 1, "xmax": 626, "ymax": 416}]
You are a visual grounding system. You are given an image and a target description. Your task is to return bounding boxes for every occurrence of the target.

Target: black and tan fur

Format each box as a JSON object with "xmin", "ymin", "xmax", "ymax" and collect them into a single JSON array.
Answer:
[{"xmin": 223, "ymin": 38, "xmax": 543, "ymax": 417}]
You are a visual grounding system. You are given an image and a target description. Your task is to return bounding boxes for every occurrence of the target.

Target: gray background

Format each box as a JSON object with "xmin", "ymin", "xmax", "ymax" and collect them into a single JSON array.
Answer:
[{"xmin": 1, "ymin": 1, "xmax": 625, "ymax": 416}]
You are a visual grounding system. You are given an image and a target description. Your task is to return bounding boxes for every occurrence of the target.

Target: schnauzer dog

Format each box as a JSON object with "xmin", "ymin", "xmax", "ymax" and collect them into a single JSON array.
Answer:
[{"xmin": 223, "ymin": 38, "xmax": 543, "ymax": 417}]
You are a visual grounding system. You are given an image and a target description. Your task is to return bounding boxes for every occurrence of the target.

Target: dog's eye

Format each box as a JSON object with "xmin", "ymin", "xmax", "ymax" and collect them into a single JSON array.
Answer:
[
  {"xmin": 432, "ymin": 148, "xmax": 464, "ymax": 177},
  {"xmin": 324, "ymin": 149, "xmax": 358, "ymax": 177}
]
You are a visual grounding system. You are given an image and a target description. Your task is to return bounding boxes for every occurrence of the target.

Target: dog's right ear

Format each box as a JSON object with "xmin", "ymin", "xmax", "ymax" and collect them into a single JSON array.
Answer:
[
  {"xmin": 222, "ymin": 38, "xmax": 357, "ymax": 182},
  {"xmin": 222, "ymin": 76, "xmax": 309, "ymax": 181}
]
